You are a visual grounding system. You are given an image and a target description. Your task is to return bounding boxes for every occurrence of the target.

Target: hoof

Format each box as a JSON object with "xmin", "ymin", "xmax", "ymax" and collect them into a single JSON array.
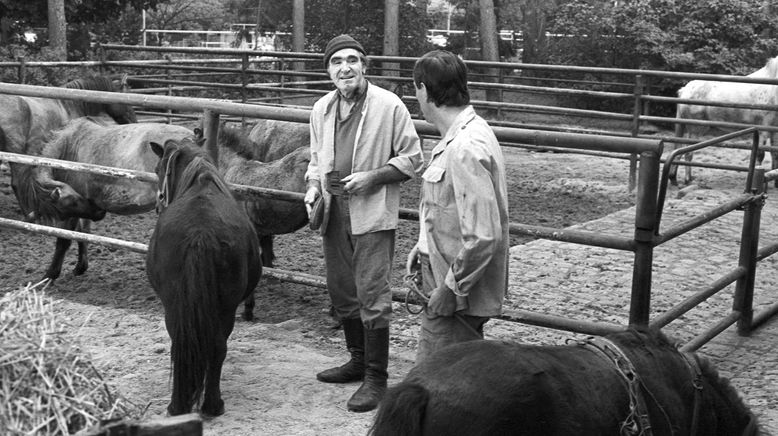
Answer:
[{"xmin": 201, "ymin": 399, "xmax": 225, "ymax": 417}]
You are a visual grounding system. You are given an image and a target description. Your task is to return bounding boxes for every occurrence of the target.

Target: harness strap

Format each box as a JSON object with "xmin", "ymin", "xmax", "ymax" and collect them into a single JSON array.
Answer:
[
  {"xmin": 679, "ymin": 351, "xmax": 703, "ymax": 436},
  {"xmin": 156, "ymin": 149, "xmax": 179, "ymax": 213},
  {"xmin": 581, "ymin": 337, "xmax": 654, "ymax": 436}
]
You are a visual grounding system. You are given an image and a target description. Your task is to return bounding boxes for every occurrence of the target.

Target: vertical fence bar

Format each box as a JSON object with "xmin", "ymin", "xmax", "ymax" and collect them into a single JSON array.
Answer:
[
  {"xmin": 629, "ymin": 148, "xmax": 661, "ymax": 327},
  {"xmin": 202, "ymin": 109, "xmax": 220, "ymax": 164},
  {"xmin": 17, "ymin": 56, "xmax": 26, "ymax": 84},
  {"xmin": 241, "ymin": 53, "xmax": 249, "ymax": 130},
  {"xmin": 628, "ymin": 75, "xmax": 645, "ymax": 192},
  {"xmin": 165, "ymin": 55, "xmax": 173, "ymax": 124},
  {"xmin": 735, "ymin": 168, "xmax": 765, "ymax": 335}
]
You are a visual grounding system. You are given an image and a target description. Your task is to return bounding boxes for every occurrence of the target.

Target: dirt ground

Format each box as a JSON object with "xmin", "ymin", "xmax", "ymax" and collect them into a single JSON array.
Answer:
[{"xmin": 1, "ymin": 131, "xmax": 771, "ymax": 435}]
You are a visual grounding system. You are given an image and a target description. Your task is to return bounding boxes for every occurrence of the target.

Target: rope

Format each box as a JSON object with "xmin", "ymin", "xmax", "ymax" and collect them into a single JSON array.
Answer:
[{"xmin": 402, "ymin": 271, "xmax": 482, "ymax": 339}]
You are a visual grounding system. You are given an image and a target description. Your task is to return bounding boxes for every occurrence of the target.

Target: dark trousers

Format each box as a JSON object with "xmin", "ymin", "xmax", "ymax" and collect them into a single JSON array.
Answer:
[{"xmin": 322, "ymin": 196, "xmax": 394, "ymax": 329}]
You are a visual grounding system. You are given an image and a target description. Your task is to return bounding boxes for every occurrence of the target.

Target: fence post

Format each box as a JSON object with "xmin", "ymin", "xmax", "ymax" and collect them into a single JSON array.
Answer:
[
  {"xmin": 241, "ymin": 53, "xmax": 249, "ymax": 130},
  {"xmin": 735, "ymin": 168, "xmax": 765, "ymax": 335},
  {"xmin": 203, "ymin": 110, "xmax": 220, "ymax": 165},
  {"xmin": 17, "ymin": 56, "xmax": 26, "ymax": 84},
  {"xmin": 165, "ymin": 55, "xmax": 173, "ymax": 124},
  {"xmin": 628, "ymin": 75, "xmax": 645, "ymax": 192},
  {"xmin": 629, "ymin": 148, "xmax": 661, "ymax": 327}
]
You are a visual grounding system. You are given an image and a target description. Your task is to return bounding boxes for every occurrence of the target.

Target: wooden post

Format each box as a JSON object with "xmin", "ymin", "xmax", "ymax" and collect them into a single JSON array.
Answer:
[{"xmin": 203, "ymin": 109, "xmax": 220, "ymax": 165}]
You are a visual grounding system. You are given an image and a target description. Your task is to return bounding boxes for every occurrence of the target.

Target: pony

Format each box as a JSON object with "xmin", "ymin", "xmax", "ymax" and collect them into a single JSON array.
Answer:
[
  {"xmin": 0, "ymin": 75, "xmax": 137, "ymax": 211},
  {"xmin": 28, "ymin": 117, "xmax": 194, "ymax": 280},
  {"xmin": 146, "ymin": 137, "xmax": 261, "ymax": 417},
  {"xmin": 247, "ymin": 118, "xmax": 310, "ymax": 162},
  {"xmin": 672, "ymin": 56, "xmax": 778, "ymax": 185},
  {"xmin": 211, "ymin": 124, "xmax": 309, "ymax": 320},
  {"xmin": 370, "ymin": 328, "xmax": 759, "ymax": 436}
]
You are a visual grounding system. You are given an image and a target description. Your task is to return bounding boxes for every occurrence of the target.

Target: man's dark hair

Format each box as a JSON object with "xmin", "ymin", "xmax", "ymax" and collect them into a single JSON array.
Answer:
[{"xmin": 413, "ymin": 50, "xmax": 469, "ymax": 107}]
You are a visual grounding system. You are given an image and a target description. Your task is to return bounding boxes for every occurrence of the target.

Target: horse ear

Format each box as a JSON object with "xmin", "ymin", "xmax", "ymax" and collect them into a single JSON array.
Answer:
[
  {"xmin": 194, "ymin": 127, "xmax": 203, "ymax": 139},
  {"xmin": 50, "ymin": 186, "xmax": 62, "ymax": 201},
  {"xmin": 150, "ymin": 141, "xmax": 164, "ymax": 158}
]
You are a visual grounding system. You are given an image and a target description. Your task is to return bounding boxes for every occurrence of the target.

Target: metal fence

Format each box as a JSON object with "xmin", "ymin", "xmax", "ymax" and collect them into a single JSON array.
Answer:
[{"xmin": 1, "ymin": 53, "xmax": 777, "ymax": 348}]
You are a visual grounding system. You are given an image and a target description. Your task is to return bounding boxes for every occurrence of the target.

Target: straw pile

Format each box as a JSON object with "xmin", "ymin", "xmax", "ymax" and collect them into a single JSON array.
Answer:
[{"xmin": 0, "ymin": 281, "xmax": 137, "ymax": 435}]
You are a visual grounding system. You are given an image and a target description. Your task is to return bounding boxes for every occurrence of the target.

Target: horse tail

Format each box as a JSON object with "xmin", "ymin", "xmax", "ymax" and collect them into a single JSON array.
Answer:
[
  {"xmin": 168, "ymin": 234, "xmax": 221, "ymax": 412},
  {"xmin": 368, "ymin": 382, "xmax": 429, "ymax": 436}
]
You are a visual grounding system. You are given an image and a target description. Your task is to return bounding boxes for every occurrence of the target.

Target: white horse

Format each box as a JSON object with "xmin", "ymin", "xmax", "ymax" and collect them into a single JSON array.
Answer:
[{"xmin": 671, "ymin": 56, "xmax": 778, "ymax": 185}]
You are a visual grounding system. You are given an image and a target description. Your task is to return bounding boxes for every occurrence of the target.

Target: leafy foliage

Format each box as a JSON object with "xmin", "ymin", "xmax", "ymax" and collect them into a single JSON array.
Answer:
[{"xmin": 547, "ymin": 0, "xmax": 778, "ymax": 74}]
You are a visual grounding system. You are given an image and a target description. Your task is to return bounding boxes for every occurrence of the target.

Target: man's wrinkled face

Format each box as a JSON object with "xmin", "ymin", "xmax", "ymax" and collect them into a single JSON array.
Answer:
[{"xmin": 328, "ymin": 48, "xmax": 366, "ymax": 96}]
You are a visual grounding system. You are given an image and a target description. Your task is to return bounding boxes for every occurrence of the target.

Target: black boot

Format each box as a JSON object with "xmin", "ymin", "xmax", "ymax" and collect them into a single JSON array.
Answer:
[
  {"xmin": 347, "ymin": 327, "xmax": 389, "ymax": 412},
  {"xmin": 316, "ymin": 317, "xmax": 365, "ymax": 383}
]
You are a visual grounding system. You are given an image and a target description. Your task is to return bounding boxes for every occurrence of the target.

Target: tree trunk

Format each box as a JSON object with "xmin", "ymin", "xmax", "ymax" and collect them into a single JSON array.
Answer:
[
  {"xmin": 48, "ymin": 0, "xmax": 67, "ymax": 60},
  {"xmin": 255, "ymin": 0, "xmax": 263, "ymax": 49},
  {"xmin": 383, "ymin": 0, "xmax": 400, "ymax": 82},
  {"xmin": 292, "ymin": 0, "xmax": 305, "ymax": 80},
  {"xmin": 479, "ymin": 0, "xmax": 501, "ymax": 106},
  {"xmin": 520, "ymin": 0, "xmax": 548, "ymax": 64}
]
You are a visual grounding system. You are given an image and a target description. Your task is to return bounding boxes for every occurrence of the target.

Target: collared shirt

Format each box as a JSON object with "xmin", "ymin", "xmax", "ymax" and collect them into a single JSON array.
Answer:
[
  {"xmin": 419, "ymin": 106, "xmax": 509, "ymax": 317},
  {"xmin": 306, "ymin": 81, "xmax": 424, "ymax": 235}
]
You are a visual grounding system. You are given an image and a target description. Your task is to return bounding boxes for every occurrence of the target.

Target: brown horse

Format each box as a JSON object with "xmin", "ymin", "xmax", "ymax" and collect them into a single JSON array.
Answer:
[
  {"xmin": 27, "ymin": 117, "xmax": 194, "ymax": 280},
  {"xmin": 247, "ymin": 118, "xmax": 310, "ymax": 162},
  {"xmin": 370, "ymin": 328, "xmax": 759, "ymax": 436},
  {"xmin": 146, "ymin": 137, "xmax": 261, "ymax": 417},
  {"xmin": 213, "ymin": 124, "xmax": 309, "ymax": 320},
  {"xmin": 0, "ymin": 75, "xmax": 137, "ymax": 214}
]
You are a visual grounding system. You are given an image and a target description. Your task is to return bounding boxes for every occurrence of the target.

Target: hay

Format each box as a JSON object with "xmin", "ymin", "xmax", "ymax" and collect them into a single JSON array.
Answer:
[{"xmin": 0, "ymin": 280, "xmax": 138, "ymax": 435}]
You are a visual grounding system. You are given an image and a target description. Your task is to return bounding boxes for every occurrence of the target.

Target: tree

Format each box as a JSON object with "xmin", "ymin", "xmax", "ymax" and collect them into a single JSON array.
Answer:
[
  {"xmin": 0, "ymin": 0, "xmax": 163, "ymax": 59},
  {"xmin": 383, "ymin": 0, "xmax": 400, "ymax": 77},
  {"xmin": 47, "ymin": 0, "xmax": 66, "ymax": 60}
]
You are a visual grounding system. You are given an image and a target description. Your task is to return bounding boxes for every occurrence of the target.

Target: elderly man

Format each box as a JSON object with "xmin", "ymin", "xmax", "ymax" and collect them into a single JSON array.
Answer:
[{"xmin": 304, "ymin": 34, "xmax": 424, "ymax": 412}]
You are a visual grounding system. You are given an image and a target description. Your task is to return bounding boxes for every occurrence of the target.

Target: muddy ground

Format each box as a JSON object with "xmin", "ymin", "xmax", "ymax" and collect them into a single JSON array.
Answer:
[{"xmin": 3, "ymin": 131, "xmax": 773, "ymax": 435}]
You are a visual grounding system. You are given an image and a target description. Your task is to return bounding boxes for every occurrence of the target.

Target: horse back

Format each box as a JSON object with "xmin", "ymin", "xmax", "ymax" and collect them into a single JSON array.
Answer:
[
  {"xmin": 148, "ymin": 179, "xmax": 261, "ymax": 306},
  {"xmin": 400, "ymin": 340, "xmax": 631, "ymax": 436},
  {"xmin": 248, "ymin": 119, "xmax": 310, "ymax": 162}
]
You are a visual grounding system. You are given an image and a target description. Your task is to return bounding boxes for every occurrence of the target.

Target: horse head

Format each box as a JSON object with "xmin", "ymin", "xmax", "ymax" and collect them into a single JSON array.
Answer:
[
  {"xmin": 695, "ymin": 355, "xmax": 760, "ymax": 436},
  {"xmin": 151, "ymin": 138, "xmax": 227, "ymax": 212},
  {"xmin": 26, "ymin": 178, "xmax": 106, "ymax": 223}
]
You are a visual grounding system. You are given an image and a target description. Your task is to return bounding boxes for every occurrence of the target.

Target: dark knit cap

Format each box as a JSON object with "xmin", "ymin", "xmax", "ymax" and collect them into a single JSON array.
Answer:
[{"xmin": 323, "ymin": 34, "xmax": 366, "ymax": 67}]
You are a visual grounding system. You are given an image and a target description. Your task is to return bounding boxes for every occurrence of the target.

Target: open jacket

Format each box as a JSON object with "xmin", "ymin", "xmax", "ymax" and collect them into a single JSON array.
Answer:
[
  {"xmin": 305, "ymin": 82, "xmax": 424, "ymax": 235},
  {"xmin": 419, "ymin": 106, "xmax": 509, "ymax": 317}
]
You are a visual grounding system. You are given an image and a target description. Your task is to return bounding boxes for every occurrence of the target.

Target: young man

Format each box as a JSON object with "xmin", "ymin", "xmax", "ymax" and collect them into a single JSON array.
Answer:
[
  {"xmin": 304, "ymin": 34, "xmax": 423, "ymax": 412},
  {"xmin": 408, "ymin": 50, "xmax": 509, "ymax": 363}
]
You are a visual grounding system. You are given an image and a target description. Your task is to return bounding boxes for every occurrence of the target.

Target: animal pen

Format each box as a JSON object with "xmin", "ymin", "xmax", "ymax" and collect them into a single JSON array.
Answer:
[{"xmin": 1, "ymin": 76, "xmax": 777, "ymax": 352}]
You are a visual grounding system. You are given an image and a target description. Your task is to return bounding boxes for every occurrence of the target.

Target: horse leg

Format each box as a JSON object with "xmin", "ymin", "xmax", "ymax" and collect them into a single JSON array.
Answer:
[
  {"xmin": 241, "ymin": 234, "xmax": 273, "ymax": 321},
  {"xmin": 669, "ymin": 117, "xmax": 685, "ymax": 186},
  {"xmin": 201, "ymin": 313, "xmax": 234, "ymax": 417},
  {"xmin": 164, "ymin": 310, "xmax": 198, "ymax": 416},
  {"xmin": 43, "ymin": 218, "xmax": 78, "ymax": 281},
  {"xmin": 73, "ymin": 219, "xmax": 90, "ymax": 276},
  {"xmin": 259, "ymin": 234, "xmax": 275, "ymax": 267},
  {"xmin": 242, "ymin": 291, "xmax": 255, "ymax": 321},
  {"xmin": 683, "ymin": 150, "xmax": 694, "ymax": 185}
]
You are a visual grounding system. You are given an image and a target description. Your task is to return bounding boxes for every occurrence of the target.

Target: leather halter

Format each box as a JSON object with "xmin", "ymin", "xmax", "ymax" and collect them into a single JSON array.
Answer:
[
  {"xmin": 155, "ymin": 149, "xmax": 180, "ymax": 213},
  {"xmin": 580, "ymin": 337, "xmax": 758, "ymax": 436}
]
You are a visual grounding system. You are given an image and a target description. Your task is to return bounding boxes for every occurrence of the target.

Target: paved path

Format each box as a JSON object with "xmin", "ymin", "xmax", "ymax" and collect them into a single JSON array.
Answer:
[{"xmin": 490, "ymin": 150, "xmax": 778, "ymax": 433}]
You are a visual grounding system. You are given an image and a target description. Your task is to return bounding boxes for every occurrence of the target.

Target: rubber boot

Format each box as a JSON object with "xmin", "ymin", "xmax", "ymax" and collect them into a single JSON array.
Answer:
[
  {"xmin": 316, "ymin": 317, "xmax": 365, "ymax": 383},
  {"xmin": 347, "ymin": 327, "xmax": 389, "ymax": 412}
]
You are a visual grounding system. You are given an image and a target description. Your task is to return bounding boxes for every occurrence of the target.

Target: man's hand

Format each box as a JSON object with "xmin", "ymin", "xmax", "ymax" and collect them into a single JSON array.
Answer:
[
  {"xmin": 341, "ymin": 171, "xmax": 374, "ymax": 195},
  {"xmin": 304, "ymin": 185, "xmax": 320, "ymax": 219},
  {"xmin": 426, "ymin": 284, "xmax": 457, "ymax": 318},
  {"xmin": 406, "ymin": 243, "xmax": 421, "ymax": 276}
]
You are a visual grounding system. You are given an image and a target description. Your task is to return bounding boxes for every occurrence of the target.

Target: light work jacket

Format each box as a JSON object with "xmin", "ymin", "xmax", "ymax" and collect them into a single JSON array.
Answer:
[
  {"xmin": 419, "ymin": 106, "xmax": 509, "ymax": 317},
  {"xmin": 306, "ymin": 82, "xmax": 424, "ymax": 235}
]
